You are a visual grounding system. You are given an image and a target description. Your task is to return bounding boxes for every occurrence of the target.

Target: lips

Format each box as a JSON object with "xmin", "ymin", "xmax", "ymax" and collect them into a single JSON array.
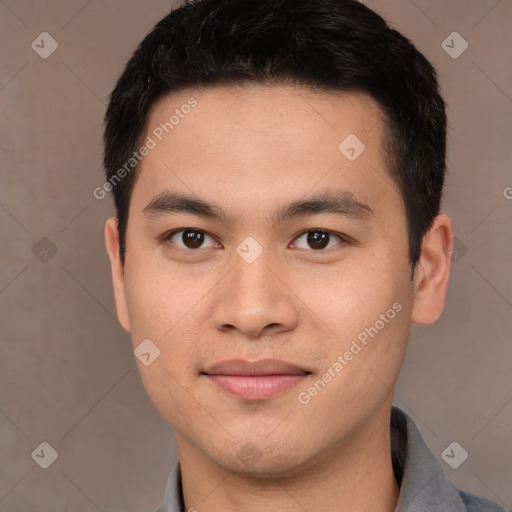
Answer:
[
  {"xmin": 203, "ymin": 358, "xmax": 311, "ymax": 376},
  {"xmin": 202, "ymin": 359, "xmax": 311, "ymax": 400}
]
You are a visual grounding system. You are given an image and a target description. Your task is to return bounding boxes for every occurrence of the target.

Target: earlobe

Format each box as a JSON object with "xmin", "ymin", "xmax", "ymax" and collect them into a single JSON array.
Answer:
[
  {"xmin": 104, "ymin": 217, "xmax": 131, "ymax": 332},
  {"xmin": 411, "ymin": 214, "xmax": 454, "ymax": 326}
]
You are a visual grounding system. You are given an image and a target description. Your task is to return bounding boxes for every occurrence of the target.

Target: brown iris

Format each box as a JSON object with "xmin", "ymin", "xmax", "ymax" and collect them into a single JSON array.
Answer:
[
  {"xmin": 307, "ymin": 230, "xmax": 330, "ymax": 250},
  {"xmin": 182, "ymin": 230, "xmax": 205, "ymax": 249}
]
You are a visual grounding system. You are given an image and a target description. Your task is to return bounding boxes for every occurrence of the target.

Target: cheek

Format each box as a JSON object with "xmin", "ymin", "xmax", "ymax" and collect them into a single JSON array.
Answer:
[
  {"xmin": 123, "ymin": 264, "xmax": 205, "ymax": 424},
  {"xmin": 297, "ymin": 251, "xmax": 411, "ymax": 387},
  {"xmin": 123, "ymin": 261, "xmax": 185, "ymax": 345},
  {"xmin": 123, "ymin": 261, "xmax": 212, "ymax": 369},
  {"xmin": 295, "ymin": 257, "xmax": 399, "ymax": 332}
]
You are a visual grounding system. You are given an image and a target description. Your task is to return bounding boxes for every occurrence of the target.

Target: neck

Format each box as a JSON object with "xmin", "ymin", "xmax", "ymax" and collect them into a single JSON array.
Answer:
[{"xmin": 176, "ymin": 404, "xmax": 400, "ymax": 512}]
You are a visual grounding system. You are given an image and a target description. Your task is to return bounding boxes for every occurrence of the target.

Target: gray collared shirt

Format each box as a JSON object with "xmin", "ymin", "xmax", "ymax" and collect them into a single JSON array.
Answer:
[{"xmin": 154, "ymin": 406, "xmax": 509, "ymax": 512}]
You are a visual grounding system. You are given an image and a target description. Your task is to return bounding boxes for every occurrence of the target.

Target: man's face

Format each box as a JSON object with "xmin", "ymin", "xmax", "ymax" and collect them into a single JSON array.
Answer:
[{"xmin": 111, "ymin": 85, "xmax": 418, "ymax": 475}]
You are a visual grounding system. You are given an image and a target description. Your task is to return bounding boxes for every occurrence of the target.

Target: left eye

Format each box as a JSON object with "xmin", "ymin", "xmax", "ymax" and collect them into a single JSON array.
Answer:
[{"xmin": 291, "ymin": 229, "xmax": 345, "ymax": 251}]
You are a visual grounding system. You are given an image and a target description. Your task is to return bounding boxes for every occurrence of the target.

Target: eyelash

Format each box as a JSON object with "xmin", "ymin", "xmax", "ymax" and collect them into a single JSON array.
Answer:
[{"xmin": 160, "ymin": 228, "xmax": 349, "ymax": 252}]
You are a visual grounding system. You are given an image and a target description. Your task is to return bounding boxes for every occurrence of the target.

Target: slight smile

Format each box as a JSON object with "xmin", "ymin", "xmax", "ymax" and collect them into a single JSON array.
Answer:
[{"xmin": 202, "ymin": 358, "xmax": 313, "ymax": 400}]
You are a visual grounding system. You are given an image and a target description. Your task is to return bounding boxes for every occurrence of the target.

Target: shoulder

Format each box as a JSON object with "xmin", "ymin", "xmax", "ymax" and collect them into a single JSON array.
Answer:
[
  {"xmin": 391, "ymin": 406, "xmax": 509, "ymax": 512},
  {"xmin": 459, "ymin": 490, "xmax": 510, "ymax": 512}
]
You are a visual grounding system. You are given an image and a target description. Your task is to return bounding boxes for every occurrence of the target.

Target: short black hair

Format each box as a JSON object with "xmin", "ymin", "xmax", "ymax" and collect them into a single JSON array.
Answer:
[{"xmin": 103, "ymin": 0, "xmax": 447, "ymax": 276}]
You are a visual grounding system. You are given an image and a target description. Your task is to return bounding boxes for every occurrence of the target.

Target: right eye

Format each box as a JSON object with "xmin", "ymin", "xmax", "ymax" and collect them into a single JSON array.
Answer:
[{"xmin": 161, "ymin": 228, "xmax": 222, "ymax": 250}]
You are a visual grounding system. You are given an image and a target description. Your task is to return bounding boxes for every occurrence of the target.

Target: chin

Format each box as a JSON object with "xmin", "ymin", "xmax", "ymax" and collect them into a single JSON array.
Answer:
[{"xmin": 208, "ymin": 436, "xmax": 313, "ymax": 480}]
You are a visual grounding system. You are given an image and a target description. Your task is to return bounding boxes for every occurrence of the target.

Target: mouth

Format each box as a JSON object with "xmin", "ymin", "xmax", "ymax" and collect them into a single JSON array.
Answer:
[{"xmin": 201, "ymin": 358, "xmax": 312, "ymax": 400}]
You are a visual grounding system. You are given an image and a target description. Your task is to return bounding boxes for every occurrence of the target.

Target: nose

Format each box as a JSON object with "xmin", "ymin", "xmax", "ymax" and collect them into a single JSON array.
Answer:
[{"xmin": 210, "ymin": 247, "xmax": 299, "ymax": 340}]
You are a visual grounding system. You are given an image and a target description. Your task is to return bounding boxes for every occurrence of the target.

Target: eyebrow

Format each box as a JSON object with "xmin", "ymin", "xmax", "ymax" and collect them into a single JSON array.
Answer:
[{"xmin": 142, "ymin": 188, "xmax": 375, "ymax": 226}]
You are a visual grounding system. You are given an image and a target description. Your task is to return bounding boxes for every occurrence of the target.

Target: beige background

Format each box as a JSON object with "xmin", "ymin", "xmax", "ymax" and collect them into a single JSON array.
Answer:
[{"xmin": 0, "ymin": 0, "xmax": 511, "ymax": 510}]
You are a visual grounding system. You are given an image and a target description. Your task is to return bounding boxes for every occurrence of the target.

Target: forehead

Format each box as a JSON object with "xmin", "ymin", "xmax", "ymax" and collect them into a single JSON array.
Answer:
[
  {"xmin": 131, "ymin": 84, "xmax": 401, "ymax": 225},
  {"xmin": 145, "ymin": 84, "xmax": 386, "ymax": 151}
]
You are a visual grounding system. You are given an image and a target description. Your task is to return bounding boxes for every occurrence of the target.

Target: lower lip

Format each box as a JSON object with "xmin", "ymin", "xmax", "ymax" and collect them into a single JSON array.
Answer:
[{"xmin": 206, "ymin": 374, "xmax": 308, "ymax": 400}]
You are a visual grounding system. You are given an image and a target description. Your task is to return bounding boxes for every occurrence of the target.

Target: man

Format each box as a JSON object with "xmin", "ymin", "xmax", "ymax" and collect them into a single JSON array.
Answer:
[{"xmin": 102, "ymin": 1, "xmax": 509, "ymax": 511}]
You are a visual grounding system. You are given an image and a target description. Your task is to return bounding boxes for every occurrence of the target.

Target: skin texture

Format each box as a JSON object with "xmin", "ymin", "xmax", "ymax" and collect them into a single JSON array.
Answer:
[{"xmin": 105, "ymin": 85, "xmax": 454, "ymax": 512}]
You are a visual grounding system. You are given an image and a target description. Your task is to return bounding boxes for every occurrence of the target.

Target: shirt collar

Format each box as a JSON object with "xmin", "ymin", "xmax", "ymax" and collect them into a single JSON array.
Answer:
[
  {"xmin": 391, "ymin": 406, "xmax": 467, "ymax": 511},
  {"xmin": 154, "ymin": 455, "xmax": 183, "ymax": 512},
  {"xmin": 155, "ymin": 406, "xmax": 475, "ymax": 512}
]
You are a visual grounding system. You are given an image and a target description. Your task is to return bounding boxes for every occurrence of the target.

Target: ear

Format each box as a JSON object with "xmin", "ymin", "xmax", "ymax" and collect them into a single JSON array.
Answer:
[
  {"xmin": 411, "ymin": 214, "xmax": 454, "ymax": 325},
  {"xmin": 105, "ymin": 217, "xmax": 131, "ymax": 332}
]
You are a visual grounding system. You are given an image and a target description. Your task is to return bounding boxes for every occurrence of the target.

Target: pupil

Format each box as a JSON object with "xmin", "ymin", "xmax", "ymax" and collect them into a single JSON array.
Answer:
[
  {"xmin": 184, "ymin": 230, "xmax": 204, "ymax": 249},
  {"xmin": 308, "ymin": 231, "xmax": 328, "ymax": 250}
]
